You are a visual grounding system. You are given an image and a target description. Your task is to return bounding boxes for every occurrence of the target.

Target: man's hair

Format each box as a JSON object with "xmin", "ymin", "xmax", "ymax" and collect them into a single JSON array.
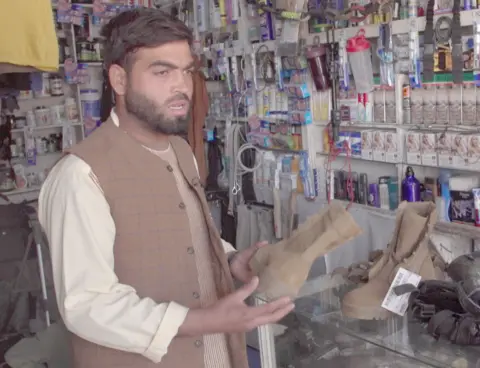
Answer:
[{"xmin": 101, "ymin": 8, "xmax": 193, "ymax": 70}]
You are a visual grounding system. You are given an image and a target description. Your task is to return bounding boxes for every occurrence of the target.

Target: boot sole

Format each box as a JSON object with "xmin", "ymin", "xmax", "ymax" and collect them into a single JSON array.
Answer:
[{"xmin": 341, "ymin": 301, "xmax": 391, "ymax": 320}]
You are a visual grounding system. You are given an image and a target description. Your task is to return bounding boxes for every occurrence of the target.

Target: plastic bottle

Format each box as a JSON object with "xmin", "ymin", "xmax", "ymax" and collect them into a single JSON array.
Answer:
[
  {"xmin": 401, "ymin": 166, "xmax": 421, "ymax": 202},
  {"xmin": 80, "ymin": 89, "xmax": 101, "ymax": 121},
  {"xmin": 346, "ymin": 30, "xmax": 374, "ymax": 93},
  {"xmin": 65, "ymin": 98, "xmax": 79, "ymax": 123},
  {"xmin": 306, "ymin": 46, "xmax": 331, "ymax": 92}
]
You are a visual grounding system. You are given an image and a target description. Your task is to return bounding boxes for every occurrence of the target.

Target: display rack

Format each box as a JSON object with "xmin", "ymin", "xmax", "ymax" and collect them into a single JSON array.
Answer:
[
  {"xmin": 198, "ymin": 3, "xmax": 480, "ymax": 259},
  {"xmin": 255, "ymin": 275, "xmax": 480, "ymax": 368}
]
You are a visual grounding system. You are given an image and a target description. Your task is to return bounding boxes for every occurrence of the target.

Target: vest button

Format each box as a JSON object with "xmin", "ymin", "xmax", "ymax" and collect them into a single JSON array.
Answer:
[
  {"xmin": 194, "ymin": 340, "xmax": 203, "ymax": 348},
  {"xmin": 192, "ymin": 292, "xmax": 199, "ymax": 299},
  {"xmin": 179, "ymin": 202, "xmax": 186, "ymax": 209},
  {"xmin": 187, "ymin": 247, "xmax": 194, "ymax": 254},
  {"xmin": 166, "ymin": 165, "xmax": 173, "ymax": 172}
]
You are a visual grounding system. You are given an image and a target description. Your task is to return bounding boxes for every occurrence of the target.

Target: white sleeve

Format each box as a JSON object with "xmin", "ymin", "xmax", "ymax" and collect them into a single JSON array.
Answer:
[{"xmin": 38, "ymin": 155, "xmax": 188, "ymax": 363}]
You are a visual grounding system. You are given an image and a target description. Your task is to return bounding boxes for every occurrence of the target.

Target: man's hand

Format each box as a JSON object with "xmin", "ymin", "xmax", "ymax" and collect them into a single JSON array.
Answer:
[
  {"xmin": 229, "ymin": 241, "xmax": 268, "ymax": 284},
  {"xmin": 178, "ymin": 277, "xmax": 294, "ymax": 337}
]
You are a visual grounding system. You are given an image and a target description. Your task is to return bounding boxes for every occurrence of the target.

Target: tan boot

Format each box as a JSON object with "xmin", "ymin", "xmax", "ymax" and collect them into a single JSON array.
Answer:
[
  {"xmin": 341, "ymin": 201, "xmax": 445, "ymax": 320},
  {"xmin": 249, "ymin": 201, "xmax": 362, "ymax": 300}
]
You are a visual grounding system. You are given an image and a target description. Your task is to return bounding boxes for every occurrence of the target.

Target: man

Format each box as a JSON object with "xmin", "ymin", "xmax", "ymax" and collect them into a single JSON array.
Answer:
[{"xmin": 38, "ymin": 8, "xmax": 294, "ymax": 368}]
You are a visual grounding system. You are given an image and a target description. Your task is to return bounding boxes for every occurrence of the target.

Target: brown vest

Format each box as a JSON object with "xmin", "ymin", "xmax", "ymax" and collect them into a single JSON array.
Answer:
[{"xmin": 66, "ymin": 119, "xmax": 248, "ymax": 368}]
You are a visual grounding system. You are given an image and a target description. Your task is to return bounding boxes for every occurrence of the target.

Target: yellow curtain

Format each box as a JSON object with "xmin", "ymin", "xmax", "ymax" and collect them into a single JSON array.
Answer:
[{"xmin": 0, "ymin": 0, "xmax": 59, "ymax": 72}]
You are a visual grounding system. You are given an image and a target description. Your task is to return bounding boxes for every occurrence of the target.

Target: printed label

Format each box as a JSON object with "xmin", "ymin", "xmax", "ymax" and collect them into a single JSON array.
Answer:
[{"xmin": 381, "ymin": 267, "xmax": 421, "ymax": 316}]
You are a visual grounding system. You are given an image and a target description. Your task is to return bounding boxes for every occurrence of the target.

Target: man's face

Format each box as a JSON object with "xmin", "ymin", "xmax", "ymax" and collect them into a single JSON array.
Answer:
[{"xmin": 113, "ymin": 40, "xmax": 195, "ymax": 135}]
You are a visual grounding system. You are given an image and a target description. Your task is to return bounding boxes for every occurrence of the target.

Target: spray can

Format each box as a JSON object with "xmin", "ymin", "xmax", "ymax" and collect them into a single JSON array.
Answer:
[
  {"xmin": 358, "ymin": 173, "xmax": 368, "ymax": 204},
  {"xmin": 402, "ymin": 166, "xmax": 421, "ymax": 202}
]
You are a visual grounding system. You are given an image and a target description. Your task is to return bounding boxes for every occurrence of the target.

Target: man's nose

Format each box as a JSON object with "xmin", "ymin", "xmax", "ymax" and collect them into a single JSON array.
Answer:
[{"xmin": 171, "ymin": 70, "xmax": 191, "ymax": 95}]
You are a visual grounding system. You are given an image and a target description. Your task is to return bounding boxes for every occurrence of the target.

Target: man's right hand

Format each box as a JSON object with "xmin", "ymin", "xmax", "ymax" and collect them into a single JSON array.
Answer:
[{"xmin": 178, "ymin": 277, "xmax": 294, "ymax": 337}]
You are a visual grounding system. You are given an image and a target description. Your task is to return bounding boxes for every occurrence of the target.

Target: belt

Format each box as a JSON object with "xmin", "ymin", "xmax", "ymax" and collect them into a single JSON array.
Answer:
[
  {"xmin": 451, "ymin": 0, "xmax": 463, "ymax": 83},
  {"xmin": 423, "ymin": 0, "xmax": 435, "ymax": 82}
]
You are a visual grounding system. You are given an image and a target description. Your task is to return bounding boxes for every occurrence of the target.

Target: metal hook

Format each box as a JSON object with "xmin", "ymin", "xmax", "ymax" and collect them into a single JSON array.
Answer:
[{"xmin": 232, "ymin": 182, "xmax": 241, "ymax": 195}]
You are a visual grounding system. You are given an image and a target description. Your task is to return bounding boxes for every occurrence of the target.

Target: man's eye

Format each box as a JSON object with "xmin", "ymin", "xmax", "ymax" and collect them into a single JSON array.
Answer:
[
  {"xmin": 185, "ymin": 69, "xmax": 194, "ymax": 75},
  {"xmin": 155, "ymin": 70, "xmax": 169, "ymax": 76}
]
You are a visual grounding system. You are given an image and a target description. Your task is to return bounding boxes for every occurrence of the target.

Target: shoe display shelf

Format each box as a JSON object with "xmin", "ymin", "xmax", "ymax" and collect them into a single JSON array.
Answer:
[{"xmin": 254, "ymin": 274, "xmax": 480, "ymax": 368}]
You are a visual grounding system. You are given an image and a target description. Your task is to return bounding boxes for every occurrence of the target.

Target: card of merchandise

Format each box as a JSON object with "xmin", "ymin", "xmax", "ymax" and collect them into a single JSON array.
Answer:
[
  {"xmin": 361, "ymin": 131, "xmax": 373, "ymax": 160},
  {"xmin": 452, "ymin": 134, "xmax": 469, "ymax": 168},
  {"xmin": 372, "ymin": 131, "xmax": 385, "ymax": 162},
  {"xmin": 437, "ymin": 133, "xmax": 453, "ymax": 167},
  {"xmin": 421, "ymin": 133, "xmax": 438, "ymax": 167},
  {"xmin": 467, "ymin": 134, "xmax": 480, "ymax": 170},
  {"xmin": 406, "ymin": 132, "xmax": 421, "ymax": 165},
  {"xmin": 385, "ymin": 132, "xmax": 400, "ymax": 163}
]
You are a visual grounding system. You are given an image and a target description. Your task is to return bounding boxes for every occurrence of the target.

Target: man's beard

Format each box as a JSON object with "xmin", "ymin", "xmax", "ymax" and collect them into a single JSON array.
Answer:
[{"xmin": 125, "ymin": 87, "xmax": 190, "ymax": 135}]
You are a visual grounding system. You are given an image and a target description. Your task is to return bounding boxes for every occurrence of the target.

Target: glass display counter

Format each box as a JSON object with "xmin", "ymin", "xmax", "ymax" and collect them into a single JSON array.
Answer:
[{"xmin": 254, "ymin": 275, "xmax": 480, "ymax": 368}]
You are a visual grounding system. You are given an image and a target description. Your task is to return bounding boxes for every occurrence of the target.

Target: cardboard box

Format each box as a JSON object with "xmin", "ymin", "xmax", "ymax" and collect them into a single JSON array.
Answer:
[
  {"xmin": 372, "ymin": 131, "xmax": 385, "ymax": 162},
  {"xmin": 421, "ymin": 133, "xmax": 438, "ymax": 166},
  {"xmin": 406, "ymin": 132, "xmax": 421, "ymax": 165}
]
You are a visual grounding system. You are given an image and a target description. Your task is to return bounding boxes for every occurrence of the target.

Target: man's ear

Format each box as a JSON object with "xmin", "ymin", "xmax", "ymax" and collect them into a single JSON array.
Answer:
[{"xmin": 108, "ymin": 64, "xmax": 127, "ymax": 96}]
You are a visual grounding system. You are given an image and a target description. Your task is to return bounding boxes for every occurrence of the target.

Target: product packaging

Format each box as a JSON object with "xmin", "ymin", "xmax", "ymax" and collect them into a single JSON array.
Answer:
[
  {"xmin": 358, "ymin": 173, "xmax": 368, "ymax": 204},
  {"xmin": 472, "ymin": 188, "xmax": 480, "ymax": 227},
  {"xmin": 361, "ymin": 130, "xmax": 373, "ymax": 160},
  {"xmin": 437, "ymin": 132, "xmax": 453, "ymax": 167},
  {"xmin": 421, "ymin": 133, "xmax": 438, "ymax": 166},
  {"xmin": 467, "ymin": 134, "xmax": 480, "ymax": 170},
  {"xmin": 388, "ymin": 176, "xmax": 399, "ymax": 210},
  {"xmin": 368, "ymin": 183, "xmax": 380, "ymax": 207},
  {"xmin": 448, "ymin": 190, "xmax": 475, "ymax": 225},
  {"xmin": 378, "ymin": 176, "xmax": 390, "ymax": 210},
  {"xmin": 372, "ymin": 131, "xmax": 385, "ymax": 161},
  {"xmin": 452, "ymin": 134, "xmax": 469, "ymax": 168},
  {"xmin": 406, "ymin": 132, "xmax": 421, "ymax": 165},
  {"xmin": 422, "ymin": 177, "xmax": 439, "ymax": 202},
  {"xmin": 350, "ymin": 131, "xmax": 362, "ymax": 157},
  {"xmin": 384, "ymin": 132, "xmax": 399, "ymax": 163}
]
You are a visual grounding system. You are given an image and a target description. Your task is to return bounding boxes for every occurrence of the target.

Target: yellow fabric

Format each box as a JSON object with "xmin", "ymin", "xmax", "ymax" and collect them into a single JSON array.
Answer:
[{"xmin": 0, "ymin": 0, "xmax": 59, "ymax": 72}]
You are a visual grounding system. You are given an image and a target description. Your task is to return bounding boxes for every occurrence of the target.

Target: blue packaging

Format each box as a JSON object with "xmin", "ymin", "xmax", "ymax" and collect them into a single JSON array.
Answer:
[{"xmin": 258, "ymin": 0, "xmax": 274, "ymax": 41}]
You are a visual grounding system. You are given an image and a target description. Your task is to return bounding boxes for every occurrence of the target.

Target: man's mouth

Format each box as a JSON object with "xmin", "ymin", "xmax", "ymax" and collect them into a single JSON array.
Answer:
[{"xmin": 168, "ymin": 100, "xmax": 189, "ymax": 115}]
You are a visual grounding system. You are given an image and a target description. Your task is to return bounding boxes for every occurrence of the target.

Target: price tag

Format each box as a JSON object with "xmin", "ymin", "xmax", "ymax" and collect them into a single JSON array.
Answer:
[{"xmin": 381, "ymin": 267, "xmax": 421, "ymax": 316}]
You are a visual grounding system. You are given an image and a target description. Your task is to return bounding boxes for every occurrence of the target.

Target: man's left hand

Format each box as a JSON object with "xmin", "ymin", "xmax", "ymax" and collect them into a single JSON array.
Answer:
[{"xmin": 229, "ymin": 241, "xmax": 268, "ymax": 284}]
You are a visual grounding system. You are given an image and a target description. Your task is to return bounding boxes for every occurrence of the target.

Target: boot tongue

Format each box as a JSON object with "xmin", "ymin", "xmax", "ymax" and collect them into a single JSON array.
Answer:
[{"xmin": 394, "ymin": 208, "xmax": 429, "ymax": 259}]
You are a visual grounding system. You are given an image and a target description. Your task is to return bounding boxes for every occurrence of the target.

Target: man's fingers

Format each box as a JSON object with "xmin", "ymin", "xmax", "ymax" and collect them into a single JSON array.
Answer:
[
  {"xmin": 247, "ymin": 297, "xmax": 293, "ymax": 318},
  {"xmin": 233, "ymin": 276, "xmax": 259, "ymax": 301},
  {"xmin": 237, "ymin": 241, "xmax": 269, "ymax": 263},
  {"xmin": 250, "ymin": 303, "xmax": 295, "ymax": 328},
  {"xmin": 255, "ymin": 241, "xmax": 268, "ymax": 248}
]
